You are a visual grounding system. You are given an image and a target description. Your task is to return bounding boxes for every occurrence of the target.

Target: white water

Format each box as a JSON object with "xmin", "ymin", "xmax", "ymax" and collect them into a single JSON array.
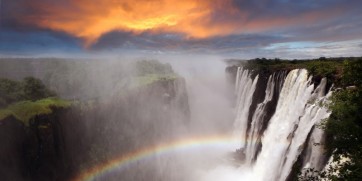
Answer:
[
  {"xmin": 245, "ymin": 73, "xmax": 275, "ymax": 164},
  {"xmin": 202, "ymin": 68, "xmax": 332, "ymax": 181},
  {"xmin": 253, "ymin": 69, "xmax": 315, "ymax": 180},
  {"xmin": 302, "ymin": 82, "xmax": 333, "ymax": 172},
  {"xmin": 233, "ymin": 67, "xmax": 259, "ymax": 149},
  {"xmin": 278, "ymin": 78, "xmax": 331, "ymax": 180}
]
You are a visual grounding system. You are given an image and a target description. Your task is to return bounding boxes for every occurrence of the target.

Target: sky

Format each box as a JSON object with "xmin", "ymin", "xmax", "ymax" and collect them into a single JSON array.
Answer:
[{"xmin": 0, "ymin": 0, "xmax": 362, "ymax": 59}]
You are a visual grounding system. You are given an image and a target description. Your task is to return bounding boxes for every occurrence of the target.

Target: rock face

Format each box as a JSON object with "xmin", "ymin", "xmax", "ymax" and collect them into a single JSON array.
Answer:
[
  {"xmin": 229, "ymin": 64, "xmax": 332, "ymax": 181},
  {"xmin": 0, "ymin": 111, "xmax": 70, "ymax": 181},
  {"xmin": 0, "ymin": 116, "xmax": 28, "ymax": 181},
  {"xmin": 0, "ymin": 77, "xmax": 190, "ymax": 181}
]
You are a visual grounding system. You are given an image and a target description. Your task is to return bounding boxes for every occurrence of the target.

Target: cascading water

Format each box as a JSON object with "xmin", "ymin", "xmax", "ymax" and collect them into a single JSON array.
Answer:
[
  {"xmin": 244, "ymin": 74, "xmax": 276, "ymax": 164},
  {"xmin": 277, "ymin": 78, "xmax": 331, "ymax": 181},
  {"xmin": 228, "ymin": 68, "xmax": 332, "ymax": 181},
  {"xmin": 233, "ymin": 67, "xmax": 259, "ymax": 149},
  {"xmin": 302, "ymin": 85, "xmax": 333, "ymax": 173}
]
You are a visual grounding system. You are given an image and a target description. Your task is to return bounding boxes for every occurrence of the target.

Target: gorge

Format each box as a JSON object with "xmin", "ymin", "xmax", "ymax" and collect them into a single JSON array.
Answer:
[{"xmin": 0, "ymin": 58, "xmax": 360, "ymax": 181}]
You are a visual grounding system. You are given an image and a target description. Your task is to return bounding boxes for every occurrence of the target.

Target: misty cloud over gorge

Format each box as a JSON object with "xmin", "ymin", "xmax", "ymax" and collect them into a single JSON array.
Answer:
[{"xmin": 0, "ymin": 0, "xmax": 362, "ymax": 57}]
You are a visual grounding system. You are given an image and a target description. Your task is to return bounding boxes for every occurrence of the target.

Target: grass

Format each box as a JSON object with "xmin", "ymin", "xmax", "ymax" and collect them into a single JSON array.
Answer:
[
  {"xmin": 129, "ymin": 73, "xmax": 179, "ymax": 89},
  {"xmin": 238, "ymin": 59, "xmax": 344, "ymax": 76},
  {"xmin": 0, "ymin": 97, "xmax": 71, "ymax": 126},
  {"xmin": 228, "ymin": 58, "xmax": 348, "ymax": 86}
]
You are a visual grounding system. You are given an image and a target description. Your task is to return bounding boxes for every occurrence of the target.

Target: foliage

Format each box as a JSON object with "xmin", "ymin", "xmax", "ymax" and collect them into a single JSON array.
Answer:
[
  {"xmin": 229, "ymin": 57, "xmax": 348, "ymax": 85},
  {"xmin": 342, "ymin": 60, "xmax": 362, "ymax": 87},
  {"xmin": 0, "ymin": 59, "xmax": 178, "ymax": 100},
  {"xmin": 0, "ymin": 78, "xmax": 23, "ymax": 107},
  {"xmin": 134, "ymin": 60, "xmax": 174, "ymax": 76},
  {"xmin": 131, "ymin": 73, "xmax": 178, "ymax": 88},
  {"xmin": 22, "ymin": 77, "xmax": 56, "ymax": 101},
  {"xmin": 128, "ymin": 60, "xmax": 179, "ymax": 88},
  {"xmin": 0, "ymin": 97, "xmax": 71, "ymax": 126},
  {"xmin": 300, "ymin": 59, "xmax": 362, "ymax": 180},
  {"xmin": 0, "ymin": 77, "xmax": 55, "ymax": 108}
]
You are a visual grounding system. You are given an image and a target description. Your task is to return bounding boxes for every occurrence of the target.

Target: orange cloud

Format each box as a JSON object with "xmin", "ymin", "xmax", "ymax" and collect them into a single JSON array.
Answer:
[
  {"xmin": 22, "ymin": 0, "xmax": 237, "ymax": 46},
  {"xmin": 10, "ymin": 0, "xmax": 344, "ymax": 47}
]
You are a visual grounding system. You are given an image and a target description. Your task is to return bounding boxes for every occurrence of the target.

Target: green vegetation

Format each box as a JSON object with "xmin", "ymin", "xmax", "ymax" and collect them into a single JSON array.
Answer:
[
  {"xmin": 228, "ymin": 57, "xmax": 362, "ymax": 180},
  {"xmin": 0, "ymin": 97, "xmax": 71, "ymax": 126},
  {"xmin": 0, "ymin": 59, "xmax": 179, "ymax": 99},
  {"xmin": 134, "ymin": 60, "xmax": 174, "ymax": 76},
  {"xmin": 0, "ymin": 77, "xmax": 55, "ymax": 108},
  {"xmin": 323, "ymin": 60, "xmax": 362, "ymax": 180},
  {"xmin": 131, "ymin": 74, "xmax": 178, "ymax": 87},
  {"xmin": 0, "ymin": 77, "xmax": 69, "ymax": 126},
  {"xmin": 129, "ymin": 60, "xmax": 179, "ymax": 88},
  {"xmin": 228, "ymin": 57, "xmax": 353, "ymax": 85},
  {"xmin": 230, "ymin": 57, "xmax": 345, "ymax": 72},
  {"xmin": 299, "ymin": 59, "xmax": 362, "ymax": 180}
]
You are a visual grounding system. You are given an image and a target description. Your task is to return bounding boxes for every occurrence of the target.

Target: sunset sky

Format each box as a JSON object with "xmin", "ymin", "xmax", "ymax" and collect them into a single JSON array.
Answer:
[{"xmin": 1, "ymin": 0, "xmax": 362, "ymax": 58}]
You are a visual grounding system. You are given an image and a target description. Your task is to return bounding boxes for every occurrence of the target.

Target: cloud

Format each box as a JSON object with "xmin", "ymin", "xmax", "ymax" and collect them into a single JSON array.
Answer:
[
  {"xmin": 0, "ymin": 28, "xmax": 82, "ymax": 54},
  {"xmin": 1, "ymin": 0, "xmax": 362, "ymax": 58},
  {"xmin": 1, "ymin": 0, "xmax": 232, "ymax": 45},
  {"xmin": 2, "ymin": 0, "xmax": 361, "ymax": 46},
  {"xmin": 90, "ymin": 30, "xmax": 286, "ymax": 53}
]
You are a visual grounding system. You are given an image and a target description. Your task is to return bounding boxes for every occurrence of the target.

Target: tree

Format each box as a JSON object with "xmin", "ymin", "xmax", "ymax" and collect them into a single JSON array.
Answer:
[
  {"xmin": 22, "ymin": 77, "xmax": 55, "ymax": 101},
  {"xmin": 0, "ymin": 78, "xmax": 23, "ymax": 108},
  {"xmin": 300, "ymin": 59, "xmax": 362, "ymax": 180},
  {"xmin": 0, "ymin": 77, "xmax": 55, "ymax": 108}
]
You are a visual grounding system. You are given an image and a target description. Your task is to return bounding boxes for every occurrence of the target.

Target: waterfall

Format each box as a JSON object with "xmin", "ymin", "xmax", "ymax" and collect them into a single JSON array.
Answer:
[
  {"xmin": 277, "ymin": 78, "xmax": 331, "ymax": 181},
  {"xmin": 233, "ymin": 67, "xmax": 259, "ymax": 149},
  {"xmin": 244, "ymin": 74, "xmax": 275, "ymax": 164},
  {"xmin": 232, "ymin": 68, "xmax": 331, "ymax": 181},
  {"xmin": 302, "ymin": 86, "xmax": 333, "ymax": 172}
]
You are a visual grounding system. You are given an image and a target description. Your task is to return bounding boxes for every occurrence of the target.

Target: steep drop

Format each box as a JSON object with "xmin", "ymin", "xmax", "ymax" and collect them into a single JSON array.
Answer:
[{"xmin": 231, "ymin": 68, "xmax": 331, "ymax": 181}]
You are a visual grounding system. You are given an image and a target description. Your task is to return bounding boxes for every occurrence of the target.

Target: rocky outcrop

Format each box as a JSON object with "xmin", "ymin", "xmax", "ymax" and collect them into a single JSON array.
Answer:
[
  {"xmin": 0, "ymin": 76, "xmax": 190, "ymax": 181},
  {"xmin": 0, "ymin": 116, "xmax": 28, "ymax": 181},
  {"xmin": 0, "ymin": 110, "xmax": 70, "ymax": 181}
]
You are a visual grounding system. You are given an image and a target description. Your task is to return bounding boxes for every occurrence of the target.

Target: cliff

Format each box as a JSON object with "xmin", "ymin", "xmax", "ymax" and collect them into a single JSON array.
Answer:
[
  {"xmin": 226, "ymin": 57, "xmax": 362, "ymax": 180},
  {"xmin": 225, "ymin": 57, "xmax": 349, "ymax": 89},
  {"xmin": 0, "ymin": 60, "xmax": 191, "ymax": 181}
]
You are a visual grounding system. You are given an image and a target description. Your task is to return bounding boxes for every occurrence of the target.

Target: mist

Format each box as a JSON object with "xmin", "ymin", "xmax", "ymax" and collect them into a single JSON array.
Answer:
[
  {"xmin": 0, "ymin": 53, "xmax": 334, "ymax": 181},
  {"xmin": 0, "ymin": 54, "xmax": 243, "ymax": 181},
  {"xmin": 1, "ymin": 0, "xmax": 362, "ymax": 179},
  {"xmin": 85, "ymin": 55, "xmax": 239, "ymax": 181}
]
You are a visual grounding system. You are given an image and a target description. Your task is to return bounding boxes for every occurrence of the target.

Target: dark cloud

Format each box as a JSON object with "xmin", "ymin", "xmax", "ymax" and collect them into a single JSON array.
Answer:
[
  {"xmin": 0, "ymin": 0, "xmax": 362, "ymax": 58},
  {"xmin": 91, "ymin": 30, "xmax": 287, "ymax": 54},
  {"xmin": 232, "ymin": 0, "xmax": 355, "ymax": 17},
  {"xmin": 0, "ymin": 28, "xmax": 82, "ymax": 54}
]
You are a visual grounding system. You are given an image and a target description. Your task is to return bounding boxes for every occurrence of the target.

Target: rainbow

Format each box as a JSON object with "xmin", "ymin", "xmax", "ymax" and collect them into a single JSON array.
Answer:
[{"xmin": 71, "ymin": 134, "xmax": 241, "ymax": 181}]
